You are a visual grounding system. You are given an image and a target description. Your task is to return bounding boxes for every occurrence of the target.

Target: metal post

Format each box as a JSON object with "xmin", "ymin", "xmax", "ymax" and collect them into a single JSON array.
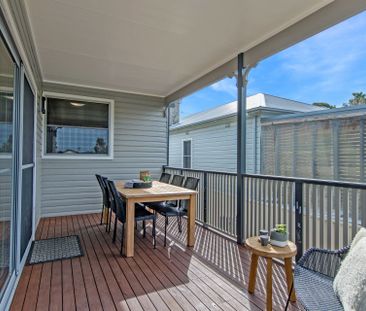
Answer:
[
  {"xmin": 295, "ymin": 181, "xmax": 303, "ymax": 261},
  {"xmin": 237, "ymin": 53, "xmax": 247, "ymax": 244},
  {"xmin": 203, "ymin": 172, "xmax": 208, "ymax": 225}
]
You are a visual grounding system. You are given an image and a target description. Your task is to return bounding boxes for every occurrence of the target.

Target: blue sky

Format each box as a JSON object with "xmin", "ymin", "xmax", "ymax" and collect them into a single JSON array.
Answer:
[{"xmin": 180, "ymin": 10, "xmax": 366, "ymax": 118}]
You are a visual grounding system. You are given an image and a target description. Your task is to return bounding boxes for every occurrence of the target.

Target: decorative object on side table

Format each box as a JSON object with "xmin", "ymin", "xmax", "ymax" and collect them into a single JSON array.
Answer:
[
  {"xmin": 270, "ymin": 224, "xmax": 288, "ymax": 247},
  {"xmin": 260, "ymin": 235, "xmax": 270, "ymax": 246},
  {"xmin": 259, "ymin": 229, "xmax": 268, "ymax": 236}
]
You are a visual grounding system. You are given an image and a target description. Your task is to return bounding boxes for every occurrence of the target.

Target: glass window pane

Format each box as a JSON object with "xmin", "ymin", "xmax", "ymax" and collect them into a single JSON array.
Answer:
[
  {"xmin": 183, "ymin": 140, "xmax": 191, "ymax": 156},
  {"xmin": 20, "ymin": 167, "xmax": 33, "ymax": 259},
  {"xmin": 22, "ymin": 77, "xmax": 34, "ymax": 164},
  {"xmin": 46, "ymin": 98, "xmax": 110, "ymax": 155},
  {"xmin": 0, "ymin": 35, "xmax": 15, "ymax": 294},
  {"xmin": 183, "ymin": 156, "xmax": 191, "ymax": 168},
  {"xmin": 46, "ymin": 126, "xmax": 109, "ymax": 154}
]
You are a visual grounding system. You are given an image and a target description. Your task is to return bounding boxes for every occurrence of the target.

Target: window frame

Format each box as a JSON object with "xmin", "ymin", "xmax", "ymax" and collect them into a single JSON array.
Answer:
[
  {"xmin": 42, "ymin": 92, "xmax": 114, "ymax": 160},
  {"xmin": 182, "ymin": 138, "xmax": 192, "ymax": 168}
]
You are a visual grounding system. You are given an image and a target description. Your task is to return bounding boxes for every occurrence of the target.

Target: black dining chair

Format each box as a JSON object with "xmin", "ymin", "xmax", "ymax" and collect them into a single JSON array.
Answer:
[
  {"xmin": 96, "ymin": 174, "xmax": 110, "ymax": 228},
  {"xmin": 147, "ymin": 174, "xmax": 185, "ymax": 213},
  {"xmin": 106, "ymin": 180, "xmax": 156, "ymax": 253},
  {"xmin": 148, "ymin": 176, "xmax": 199, "ymax": 246},
  {"xmin": 159, "ymin": 172, "xmax": 171, "ymax": 183}
]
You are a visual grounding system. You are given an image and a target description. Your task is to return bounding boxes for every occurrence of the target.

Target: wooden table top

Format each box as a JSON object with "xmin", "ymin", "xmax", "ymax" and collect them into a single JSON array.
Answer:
[
  {"xmin": 116, "ymin": 180, "xmax": 197, "ymax": 199},
  {"xmin": 245, "ymin": 236, "xmax": 297, "ymax": 259}
]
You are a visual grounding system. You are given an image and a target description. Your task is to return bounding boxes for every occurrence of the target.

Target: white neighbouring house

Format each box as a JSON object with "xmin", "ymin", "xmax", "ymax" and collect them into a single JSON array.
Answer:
[{"xmin": 168, "ymin": 93, "xmax": 322, "ymax": 173}]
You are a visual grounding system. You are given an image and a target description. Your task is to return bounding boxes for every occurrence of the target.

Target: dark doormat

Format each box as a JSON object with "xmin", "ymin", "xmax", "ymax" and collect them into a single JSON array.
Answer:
[{"xmin": 27, "ymin": 235, "xmax": 83, "ymax": 265}]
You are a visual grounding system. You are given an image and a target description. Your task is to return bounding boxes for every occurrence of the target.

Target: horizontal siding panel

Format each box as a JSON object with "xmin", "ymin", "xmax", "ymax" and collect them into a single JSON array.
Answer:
[
  {"xmin": 40, "ymin": 84, "xmax": 166, "ymax": 216},
  {"xmin": 169, "ymin": 115, "xmax": 259, "ymax": 173}
]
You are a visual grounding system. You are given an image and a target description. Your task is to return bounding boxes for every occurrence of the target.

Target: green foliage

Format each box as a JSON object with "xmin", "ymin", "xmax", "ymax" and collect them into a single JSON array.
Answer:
[
  {"xmin": 275, "ymin": 224, "xmax": 287, "ymax": 234},
  {"xmin": 0, "ymin": 135, "xmax": 12, "ymax": 153},
  {"xmin": 94, "ymin": 137, "xmax": 107, "ymax": 154},
  {"xmin": 343, "ymin": 92, "xmax": 366, "ymax": 107},
  {"xmin": 143, "ymin": 175, "xmax": 152, "ymax": 182},
  {"xmin": 312, "ymin": 102, "xmax": 336, "ymax": 109}
]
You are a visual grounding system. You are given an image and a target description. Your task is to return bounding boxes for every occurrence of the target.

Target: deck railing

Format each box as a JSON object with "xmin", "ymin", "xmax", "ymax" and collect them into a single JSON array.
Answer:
[{"xmin": 163, "ymin": 166, "xmax": 366, "ymax": 260}]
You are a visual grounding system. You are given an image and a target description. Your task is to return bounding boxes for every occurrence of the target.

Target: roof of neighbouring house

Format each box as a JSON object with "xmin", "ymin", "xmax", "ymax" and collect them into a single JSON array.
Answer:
[
  {"xmin": 170, "ymin": 93, "xmax": 323, "ymax": 130},
  {"xmin": 262, "ymin": 104, "xmax": 366, "ymax": 125}
]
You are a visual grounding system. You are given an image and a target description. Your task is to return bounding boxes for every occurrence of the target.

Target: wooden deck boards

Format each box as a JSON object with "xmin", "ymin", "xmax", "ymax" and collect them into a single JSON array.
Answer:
[{"xmin": 10, "ymin": 213, "xmax": 302, "ymax": 311}]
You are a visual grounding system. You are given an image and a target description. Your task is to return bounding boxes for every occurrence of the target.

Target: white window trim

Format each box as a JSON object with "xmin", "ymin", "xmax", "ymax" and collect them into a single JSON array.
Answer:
[
  {"xmin": 42, "ymin": 92, "xmax": 114, "ymax": 160},
  {"xmin": 182, "ymin": 138, "xmax": 192, "ymax": 168}
]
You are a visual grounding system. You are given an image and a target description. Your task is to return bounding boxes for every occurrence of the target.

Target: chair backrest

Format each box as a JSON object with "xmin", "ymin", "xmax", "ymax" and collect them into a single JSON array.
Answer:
[
  {"xmin": 180, "ymin": 177, "xmax": 199, "ymax": 211},
  {"xmin": 107, "ymin": 180, "xmax": 126, "ymax": 223},
  {"xmin": 103, "ymin": 178, "xmax": 117, "ymax": 213},
  {"xmin": 96, "ymin": 174, "xmax": 109, "ymax": 207},
  {"xmin": 167, "ymin": 175, "xmax": 185, "ymax": 207},
  {"xmin": 171, "ymin": 174, "xmax": 184, "ymax": 187},
  {"xmin": 183, "ymin": 177, "xmax": 199, "ymax": 191},
  {"xmin": 159, "ymin": 172, "xmax": 171, "ymax": 183}
]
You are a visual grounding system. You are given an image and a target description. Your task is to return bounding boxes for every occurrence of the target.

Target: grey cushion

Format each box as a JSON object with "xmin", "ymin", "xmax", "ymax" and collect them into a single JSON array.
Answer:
[{"xmin": 333, "ymin": 237, "xmax": 366, "ymax": 311}]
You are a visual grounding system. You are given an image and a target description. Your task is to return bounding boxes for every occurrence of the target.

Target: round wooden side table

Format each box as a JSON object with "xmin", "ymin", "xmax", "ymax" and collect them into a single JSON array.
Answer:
[{"xmin": 246, "ymin": 236, "xmax": 297, "ymax": 311}]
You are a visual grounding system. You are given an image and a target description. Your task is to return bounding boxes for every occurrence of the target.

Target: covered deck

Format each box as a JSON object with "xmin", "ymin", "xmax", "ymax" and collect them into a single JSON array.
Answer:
[{"xmin": 11, "ymin": 214, "xmax": 299, "ymax": 311}]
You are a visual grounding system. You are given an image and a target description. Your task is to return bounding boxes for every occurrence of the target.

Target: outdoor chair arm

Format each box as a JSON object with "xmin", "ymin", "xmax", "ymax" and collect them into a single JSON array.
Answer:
[{"xmin": 297, "ymin": 246, "xmax": 350, "ymax": 278}]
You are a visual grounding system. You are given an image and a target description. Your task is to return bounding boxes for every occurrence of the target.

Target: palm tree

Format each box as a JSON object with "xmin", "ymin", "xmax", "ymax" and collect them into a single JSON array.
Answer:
[{"xmin": 343, "ymin": 92, "xmax": 366, "ymax": 107}]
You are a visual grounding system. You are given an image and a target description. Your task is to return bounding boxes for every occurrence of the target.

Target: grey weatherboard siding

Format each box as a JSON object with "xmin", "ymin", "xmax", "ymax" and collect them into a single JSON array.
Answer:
[
  {"xmin": 40, "ymin": 82, "xmax": 167, "ymax": 216},
  {"xmin": 169, "ymin": 115, "xmax": 259, "ymax": 173}
]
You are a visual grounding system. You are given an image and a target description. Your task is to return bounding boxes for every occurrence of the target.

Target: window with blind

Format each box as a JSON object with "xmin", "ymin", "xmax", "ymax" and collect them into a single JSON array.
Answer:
[
  {"xmin": 183, "ymin": 140, "xmax": 192, "ymax": 168},
  {"xmin": 45, "ymin": 96, "xmax": 113, "ymax": 158}
]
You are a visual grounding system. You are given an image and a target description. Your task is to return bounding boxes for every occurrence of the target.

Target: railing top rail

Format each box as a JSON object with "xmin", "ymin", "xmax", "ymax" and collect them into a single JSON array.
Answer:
[
  {"xmin": 163, "ymin": 166, "xmax": 237, "ymax": 176},
  {"xmin": 163, "ymin": 166, "xmax": 366, "ymax": 190}
]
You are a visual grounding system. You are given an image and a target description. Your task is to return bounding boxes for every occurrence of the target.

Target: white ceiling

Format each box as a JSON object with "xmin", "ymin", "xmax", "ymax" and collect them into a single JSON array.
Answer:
[{"xmin": 25, "ymin": 0, "xmax": 332, "ymax": 97}]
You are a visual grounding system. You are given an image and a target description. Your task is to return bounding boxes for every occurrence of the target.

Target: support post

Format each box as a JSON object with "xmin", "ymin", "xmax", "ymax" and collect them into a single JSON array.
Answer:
[
  {"xmin": 295, "ymin": 181, "xmax": 303, "ymax": 261},
  {"xmin": 237, "ymin": 53, "xmax": 247, "ymax": 244}
]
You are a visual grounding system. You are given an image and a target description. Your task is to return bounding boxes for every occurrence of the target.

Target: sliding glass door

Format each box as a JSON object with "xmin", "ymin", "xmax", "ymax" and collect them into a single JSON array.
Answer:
[
  {"xmin": 0, "ymin": 31, "xmax": 16, "ymax": 297},
  {"xmin": 20, "ymin": 74, "xmax": 35, "ymax": 260},
  {"xmin": 0, "ymin": 12, "xmax": 36, "ymax": 306}
]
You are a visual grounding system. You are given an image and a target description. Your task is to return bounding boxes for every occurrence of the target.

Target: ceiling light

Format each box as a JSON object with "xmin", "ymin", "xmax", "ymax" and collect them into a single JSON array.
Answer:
[{"xmin": 70, "ymin": 102, "xmax": 85, "ymax": 107}]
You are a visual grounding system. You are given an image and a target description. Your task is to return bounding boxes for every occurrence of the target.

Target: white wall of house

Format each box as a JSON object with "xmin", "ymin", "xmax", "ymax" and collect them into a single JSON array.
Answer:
[
  {"xmin": 40, "ymin": 82, "xmax": 167, "ymax": 217},
  {"xmin": 169, "ymin": 115, "xmax": 259, "ymax": 173}
]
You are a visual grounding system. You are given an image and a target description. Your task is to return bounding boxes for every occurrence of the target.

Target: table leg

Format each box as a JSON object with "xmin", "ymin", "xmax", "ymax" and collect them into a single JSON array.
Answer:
[
  {"xmin": 187, "ymin": 193, "xmax": 196, "ymax": 247},
  {"xmin": 248, "ymin": 253, "xmax": 259, "ymax": 294},
  {"xmin": 284, "ymin": 257, "xmax": 296, "ymax": 302},
  {"xmin": 266, "ymin": 257, "xmax": 273, "ymax": 311},
  {"xmin": 123, "ymin": 199, "xmax": 135, "ymax": 257}
]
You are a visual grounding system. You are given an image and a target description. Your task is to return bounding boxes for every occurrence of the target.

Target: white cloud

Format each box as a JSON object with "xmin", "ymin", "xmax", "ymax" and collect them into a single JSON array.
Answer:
[
  {"xmin": 278, "ymin": 11, "xmax": 366, "ymax": 91},
  {"xmin": 210, "ymin": 78, "xmax": 237, "ymax": 97}
]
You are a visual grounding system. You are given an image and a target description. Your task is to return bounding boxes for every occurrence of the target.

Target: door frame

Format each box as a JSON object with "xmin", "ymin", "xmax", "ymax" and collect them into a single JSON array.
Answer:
[{"xmin": 16, "ymin": 64, "xmax": 37, "ymax": 272}]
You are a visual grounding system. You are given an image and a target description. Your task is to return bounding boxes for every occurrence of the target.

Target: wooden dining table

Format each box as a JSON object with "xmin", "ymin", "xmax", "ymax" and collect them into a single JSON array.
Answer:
[{"xmin": 115, "ymin": 180, "xmax": 197, "ymax": 257}]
